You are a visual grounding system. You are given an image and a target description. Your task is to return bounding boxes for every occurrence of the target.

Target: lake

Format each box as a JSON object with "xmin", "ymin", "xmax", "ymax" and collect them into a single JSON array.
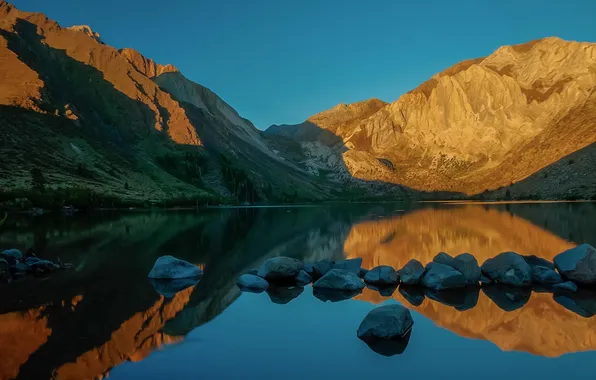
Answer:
[{"xmin": 1, "ymin": 202, "xmax": 596, "ymax": 380}]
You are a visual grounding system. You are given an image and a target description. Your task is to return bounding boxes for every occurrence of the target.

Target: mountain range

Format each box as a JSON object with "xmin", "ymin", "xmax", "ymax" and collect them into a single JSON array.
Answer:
[{"xmin": 1, "ymin": 1, "xmax": 595, "ymax": 207}]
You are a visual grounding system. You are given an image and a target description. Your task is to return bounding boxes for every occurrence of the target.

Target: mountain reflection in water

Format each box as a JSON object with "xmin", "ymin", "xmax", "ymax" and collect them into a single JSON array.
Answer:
[{"xmin": 0, "ymin": 202, "xmax": 595, "ymax": 379}]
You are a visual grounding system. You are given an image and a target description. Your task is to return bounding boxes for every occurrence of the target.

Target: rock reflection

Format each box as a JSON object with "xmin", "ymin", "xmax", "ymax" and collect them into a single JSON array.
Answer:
[
  {"xmin": 149, "ymin": 277, "xmax": 202, "ymax": 298},
  {"xmin": 359, "ymin": 330, "xmax": 412, "ymax": 357},
  {"xmin": 482, "ymin": 285, "xmax": 531, "ymax": 312},
  {"xmin": 425, "ymin": 287, "xmax": 479, "ymax": 311},
  {"xmin": 398, "ymin": 285, "xmax": 425, "ymax": 306},
  {"xmin": 267, "ymin": 286, "xmax": 304, "ymax": 304},
  {"xmin": 313, "ymin": 288, "xmax": 363, "ymax": 303}
]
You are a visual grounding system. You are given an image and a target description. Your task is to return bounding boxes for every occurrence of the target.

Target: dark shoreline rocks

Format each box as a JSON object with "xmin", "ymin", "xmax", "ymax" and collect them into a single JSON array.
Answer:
[
  {"xmin": 481, "ymin": 251, "xmax": 532, "ymax": 287},
  {"xmin": 554, "ymin": 244, "xmax": 596, "ymax": 285},
  {"xmin": 313, "ymin": 269, "xmax": 365, "ymax": 291},
  {"xmin": 364, "ymin": 265, "xmax": 399, "ymax": 286},
  {"xmin": 421, "ymin": 262, "xmax": 467, "ymax": 290},
  {"xmin": 398, "ymin": 259, "xmax": 425, "ymax": 285},
  {"xmin": 1, "ymin": 247, "xmax": 72, "ymax": 284},
  {"xmin": 257, "ymin": 257, "xmax": 302, "ymax": 283}
]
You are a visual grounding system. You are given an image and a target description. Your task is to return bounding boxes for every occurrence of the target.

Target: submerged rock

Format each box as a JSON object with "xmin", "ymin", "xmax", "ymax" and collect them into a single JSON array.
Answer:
[
  {"xmin": 364, "ymin": 265, "xmax": 399, "ymax": 286},
  {"xmin": 421, "ymin": 262, "xmax": 466, "ymax": 290},
  {"xmin": 266, "ymin": 286, "xmax": 304, "ymax": 304},
  {"xmin": 398, "ymin": 259, "xmax": 425, "ymax": 285},
  {"xmin": 148, "ymin": 255, "xmax": 202, "ymax": 279},
  {"xmin": 552, "ymin": 281, "xmax": 578, "ymax": 293},
  {"xmin": 313, "ymin": 288, "xmax": 362, "ymax": 303},
  {"xmin": 1, "ymin": 249, "xmax": 23, "ymax": 265},
  {"xmin": 482, "ymin": 284, "xmax": 531, "ymax": 312},
  {"xmin": 481, "ymin": 251, "xmax": 532, "ymax": 287},
  {"xmin": 237, "ymin": 274, "xmax": 269, "ymax": 292},
  {"xmin": 295, "ymin": 270, "xmax": 312, "ymax": 285},
  {"xmin": 257, "ymin": 256, "xmax": 302, "ymax": 283},
  {"xmin": 532, "ymin": 266, "xmax": 562, "ymax": 284},
  {"xmin": 313, "ymin": 269, "xmax": 365, "ymax": 291},
  {"xmin": 357, "ymin": 304, "xmax": 414, "ymax": 342},
  {"xmin": 150, "ymin": 277, "xmax": 200, "ymax": 298},
  {"xmin": 333, "ymin": 258, "xmax": 362, "ymax": 275},
  {"xmin": 398, "ymin": 285, "xmax": 425, "ymax": 306},
  {"xmin": 554, "ymin": 244, "xmax": 596, "ymax": 285}
]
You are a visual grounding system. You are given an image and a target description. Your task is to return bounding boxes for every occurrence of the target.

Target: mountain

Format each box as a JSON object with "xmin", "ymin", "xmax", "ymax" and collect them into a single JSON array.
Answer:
[
  {"xmin": 266, "ymin": 38, "xmax": 596, "ymax": 200},
  {"xmin": 0, "ymin": 1, "xmax": 361, "ymax": 208}
]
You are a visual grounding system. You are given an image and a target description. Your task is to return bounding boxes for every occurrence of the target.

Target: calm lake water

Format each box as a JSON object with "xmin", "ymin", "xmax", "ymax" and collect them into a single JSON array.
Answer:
[{"xmin": 1, "ymin": 202, "xmax": 596, "ymax": 380}]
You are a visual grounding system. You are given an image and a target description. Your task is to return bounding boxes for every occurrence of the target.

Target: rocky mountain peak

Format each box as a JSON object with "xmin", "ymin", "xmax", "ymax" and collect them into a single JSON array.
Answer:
[
  {"xmin": 119, "ymin": 48, "xmax": 178, "ymax": 78},
  {"xmin": 66, "ymin": 25, "xmax": 102, "ymax": 43}
]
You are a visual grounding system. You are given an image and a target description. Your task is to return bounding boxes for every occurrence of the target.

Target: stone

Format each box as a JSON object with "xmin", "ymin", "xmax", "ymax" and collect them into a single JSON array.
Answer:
[
  {"xmin": 398, "ymin": 259, "xmax": 425, "ymax": 285},
  {"xmin": 481, "ymin": 251, "xmax": 532, "ymax": 287},
  {"xmin": 433, "ymin": 252, "xmax": 480, "ymax": 285},
  {"xmin": 532, "ymin": 265, "xmax": 562, "ymax": 284},
  {"xmin": 424, "ymin": 287, "xmax": 479, "ymax": 311},
  {"xmin": 295, "ymin": 270, "xmax": 312, "ymax": 285},
  {"xmin": 148, "ymin": 255, "xmax": 202, "ymax": 279},
  {"xmin": 364, "ymin": 265, "xmax": 399, "ymax": 286},
  {"xmin": 23, "ymin": 257, "xmax": 41, "ymax": 265},
  {"xmin": 482, "ymin": 284, "xmax": 531, "ymax": 312},
  {"xmin": 30, "ymin": 260, "xmax": 58, "ymax": 274},
  {"xmin": 257, "ymin": 256, "xmax": 302, "ymax": 283},
  {"xmin": 398, "ymin": 285, "xmax": 425, "ymax": 306},
  {"xmin": 303, "ymin": 263, "xmax": 315, "ymax": 277},
  {"xmin": 1, "ymin": 249, "xmax": 23, "ymax": 265},
  {"xmin": 311, "ymin": 259, "xmax": 335, "ymax": 280},
  {"xmin": 552, "ymin": 281, "xmax": 578, "ymax": 293},
  {"xmin": 237, "ymin": 274, "xmax": 269, "ymax": 292},
  {"xmin": 523, "ymin": 255, "xmax": 555, "ymax": 269},
  {"xmin": 313, "ymin": 269, "xmax": 365, "ymax": 291},
  {"xmin": 150, "ymin": 277, "xmax": 200, "ymax": 298},
  {"xmin": 266, "ymin": 286, "xmax": 303, "ymax": 304},
  {"xmin": 480, "ymin": 275, "xmax": 493, "ymax": 285},
  {"xmin": 333, "ymin": 258, "xmax": 362, "ymax": 275},
  {"xmin": 421, "ymin": 262, "xmax": 467, "ymax": 290},
  {"xmin": 357, "ymin": 304, "xmax": 414, "ymax": 342},
  {"xmin": 359, "ymin": 268, "xmax": 369, "ymax": 278},
  {"xmin": 554, "ymin": 244, "xmax": 596, "ymax": 285},
  {"xmin": 313, "ymin": 288, "xmax": 362, "ymax": 302}
]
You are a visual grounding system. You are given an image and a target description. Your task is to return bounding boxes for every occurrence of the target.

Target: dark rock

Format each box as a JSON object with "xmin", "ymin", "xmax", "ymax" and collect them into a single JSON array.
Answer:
[
  {"xmin": 148, "ymin": 255, "xmax": 202, "ymax": 279},
  {"xmin": 23, "ymin": 257, "xmax": 41, "ymax": 265},
  {"xmin": 30, "ymin": 260, "xmax": 58, "ymax": 274},
  {"xmin": 553, "ymin": 289, "xmax": 596, "ymax": 318},
  {"xmin": 303, "ymin": 263, "xmax": 315, "ymax": 277},
  {"xmin": 333, "ymin": 258, "xmax": 362, "ymax": 275},
  {"xmin": 311, "ymin": 259, "xmax": 335, "ymax": 280},
  {"xmin": 433, "ymin": 252, "xmax": 481, "ymax": 286},
  {"xmin": 237, "ymin": 274, "xmax": 269, "ymax": 292},
  {"xmin": 481, "ymin": 251, "xmax": 532, "ymax": 287},
  {"xmin": 150, "ymin": 277, "xmax": 200, "ymax": 298},
  {"xmin": 361, "ymin": 330, "xmax": 412, "ymax": 357},
  {"xmin": 532, "ymin": 265, "xmax": 562, "ymax": 284},
  {"xmin": 357, "ymin": 304, "xmax": 414, "ymax": 342},
  {"xmin": 266, "ymin": 286, "xmax": 304, "ymax": 304},
  {"xmin": 257, "ymin": 256, "xmax": 302, "ymax": 283},
  {"xmin": 424, "ymin": 287, "xmax": 479, "ymax": 311},
  {"xmin": 364, "ymin": 265, "xmax": 399, "ymax": 286},
  {"xmin": 523, "ymin": 255, "xmax": 555, "ymax": 269},
  {"xmin": 480, "ymin": 275, "xmax": 493, "ymax": 285},
  {"xmin": 398, "ymin": 259, "xmax": 425, "ymax": 285},
  {"xmin": 359, "ymin": 268, "xmax": 369, "ymax": 278},
  {"xmin": 10, "ymin": 262, "xmax": 31, "ymax": 274},
  {"xmin": 532, "ymin": 284, "xmax": 554, "ymax": 293},
  {"xmin": 552, "ymin": 281, "xmax": 578, "ymax": 293},
  {"xmin": 554, "ymin": 244, "xmax": 596, "ymax": 285},
  {"xmin": 398, "ymin": 285, "xmax": 425, "ymax": 306},
  {"xmin": 421, "ymin": 262, "xmax": 466, "ymax": 290},
  {"xmin": 482, "ymin": 284, "xmax": 531, "ymax": 311},
  {"xmin": 1, "ymin": 249, "xmax": 23, "ymax": 265},
  {"xmin": 313, "ymin": 269, "xmax": 365, "ymax": 291},
  {"xmin": 313, "ymin": 288, "xmax": 362, "ymax": 302},
  {"xmin": 366, "ymin": 284, "xmax": 398, "ymax": 297},
  {"xmin": 295, "ymin": 270, "xmax": 312, "ymax": 285},
  {"xmin": 246, "ymin": 269, "xmax": 258, "ymax": 276}
]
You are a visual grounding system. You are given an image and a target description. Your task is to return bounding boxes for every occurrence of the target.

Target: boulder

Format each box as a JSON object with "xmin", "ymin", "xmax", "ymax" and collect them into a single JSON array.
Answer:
[
  {"xmin": 311, "ymin": 259, "xmax": 335, "ymax": 280},
  {"xmin": 398, "ymin": 285, "xmax": 425, "ymax": 306},
  {"xmin": 480, "ymin": 275, "xmax": 493, "ymax": 285},
  {"xmin": 554, "ymin": 244, "xmax": 596, "ymax": 285},
  {"xmin": 257, "ymin": 256, "xmax": 302, "ymax": 283},
  {"xmin": 303, "ymin": 263, "xmax": 315, "ymax": 277},
  {"xmin": 421, "ymin": 262, "xmax": 466, "ymax": 290},
  {"xmin": 1, "ymin": 249, "xmax": 23, "ymax": 265},
  {"xmin": 481, "ymin": 252, "xmax": 532, "ymax": 287},
  {"xmin": 398, "ymin": 259, "xmax": 425, "ymax": 285},
  {"xmin": 333, "ymin": 258, "xmax": 362, "ymax": 275},
  {"xmin": 150, "ymin": 277, "xmax": 200, "ymax": 298},
  {"xmin": 357, "ymin": 304, "xmax": 414, "ymax": 342},
  {"xmin": 30, "ymin": 260, "xmax": 58, "ymax": 274},
  {"xmin": 266, "ymin": 286, "xmax": 304, "ymax": 304},
  {"xmin": 532, "ymin": 266, "xmax": 562, "ymax": 284},
  {"xmin": 237, "ymin": 274, "xmax": 269, "ymax": 292},
  {"xmin": 148, "ymin": 255, "xmax": 202, "ymax": 279},
  {"xmin": 523, "ymin": 255, "xmax": 555, "ymax": 269},
  {"xmin": 433, "ymin": 252, "xmax": 480, "ymax": 285},
  {"xmin": 359, "ymin": 268, "xmax": 369, "ymax": 278},
  {"xmin": 482, "ymin": 284, "xmax": 531, "ymax": 311},
  {"xmin": 313, "ymin": 269, "xmax": 365, "ymax": 291},
  {"xmin": 364, "ymin": 265, "xmax": 399, "ymax": 286},
  {"xmin": 295, "ymin": 270, "xmax": 312, "ymax": 285},
  {"xmin": 552, "ymin": 281, "xmax": 578, "ymax": 293},
  {"xmin": 23, "ymin": 257, "xmax": 41, "ymax": 265}
]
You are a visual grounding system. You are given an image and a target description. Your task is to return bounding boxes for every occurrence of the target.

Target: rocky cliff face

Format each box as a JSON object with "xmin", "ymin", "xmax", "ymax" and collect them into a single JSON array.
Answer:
[{"xmin": 267, "ymin": 38, "xmax": 596, "ymax": 199}]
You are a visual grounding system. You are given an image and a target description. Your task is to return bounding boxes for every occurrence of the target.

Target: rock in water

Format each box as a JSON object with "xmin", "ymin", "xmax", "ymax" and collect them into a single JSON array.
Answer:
[
  {"xmin": 295, "ymin": 270, "xmax": 312, "ymax": 285},
  {"xmin": 532, "ymin": 266, "xmax": 562, "ymax": 284},
  {"xmin": 237, "ymin": 274, "xmax": 269, "ymax": 292},
  {"xmin": 553, "ymin": 281, "xmax": 578, "ymax": 293},
  {"xmin": 257, "ymin": 256, "xmax": 302, "ymax": 283},
  {"xmin": 357, "ymin": 304, "xmax": 413, "ymax": 341},
  {"xmin": 399, "ymin": 259, "xmax": 425, "ymax": 285},
  {"xmin": 554, "ymin": 244, "xmax": 596, "ymax": 285},
  {"xmin": 364, "ymin": 265, "xmax": 399, "ymax": 286},
  {"xmin": 433, "ymin": 252, "xmax": 480, "ymax": 285},
  {"xmin": 30, "ymin": 260, "xmax": 58, "ymax": 274},
  {"xmin": 333, "ymin": 258, "xmax": 362, "ymax": 275},
  {"xmin": 359, "ymin": 268, "xmax": 369, "ymax": 278},
  {"xmin": 1, "ymin": 249, "xmax": 23, "ymax": 265},
  {"xmin": 523, "ymin": 255, "xmax": 555, "ymax": 269},
  {"xmin": 148, "ymin": 255, "xmax": 202, "ymax": 279},
  {"xmin": 313, "ymin": 269, "xmax": 365, "ymax": 291},
  {"xmin": 421, "ymin": 262, "xmax": 467, "ymax": 290},
  {"xmin": 481, "ymin": 251, "xmax": 532, "ymax": 287},
  {"xmin": 311, "ymin": 259, "xmax": 335, "ymax": 280}
]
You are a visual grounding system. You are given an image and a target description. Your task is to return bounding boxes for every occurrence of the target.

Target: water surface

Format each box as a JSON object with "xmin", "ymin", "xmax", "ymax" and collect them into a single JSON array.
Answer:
[{"xmin": 1, "ymin": 202, "xmax": 595, "ymax": 379}]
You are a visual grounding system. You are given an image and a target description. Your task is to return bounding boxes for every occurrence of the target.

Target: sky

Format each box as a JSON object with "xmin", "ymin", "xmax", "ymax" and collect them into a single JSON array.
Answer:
[{"xmin": 10, "ymin": 0, "xmax": 596, "ymax": 129}]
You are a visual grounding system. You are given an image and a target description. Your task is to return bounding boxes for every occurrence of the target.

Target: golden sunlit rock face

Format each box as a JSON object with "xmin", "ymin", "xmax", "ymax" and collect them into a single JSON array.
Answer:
[{"xmin": 347, "ymin": 206, "xmax": 596, "ymax": 358}]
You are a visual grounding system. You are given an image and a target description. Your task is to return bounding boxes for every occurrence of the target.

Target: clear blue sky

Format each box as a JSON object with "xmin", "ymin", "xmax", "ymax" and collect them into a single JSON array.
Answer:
[{"xmin": 10, "ymin": 0, "xmax": 596, "ymax": 129}]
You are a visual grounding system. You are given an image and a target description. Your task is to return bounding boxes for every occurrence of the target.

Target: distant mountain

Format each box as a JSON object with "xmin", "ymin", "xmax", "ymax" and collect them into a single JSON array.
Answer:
[{"xmin": 266, "ymin": 38, "xmax": 596, "ymax": 200}]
